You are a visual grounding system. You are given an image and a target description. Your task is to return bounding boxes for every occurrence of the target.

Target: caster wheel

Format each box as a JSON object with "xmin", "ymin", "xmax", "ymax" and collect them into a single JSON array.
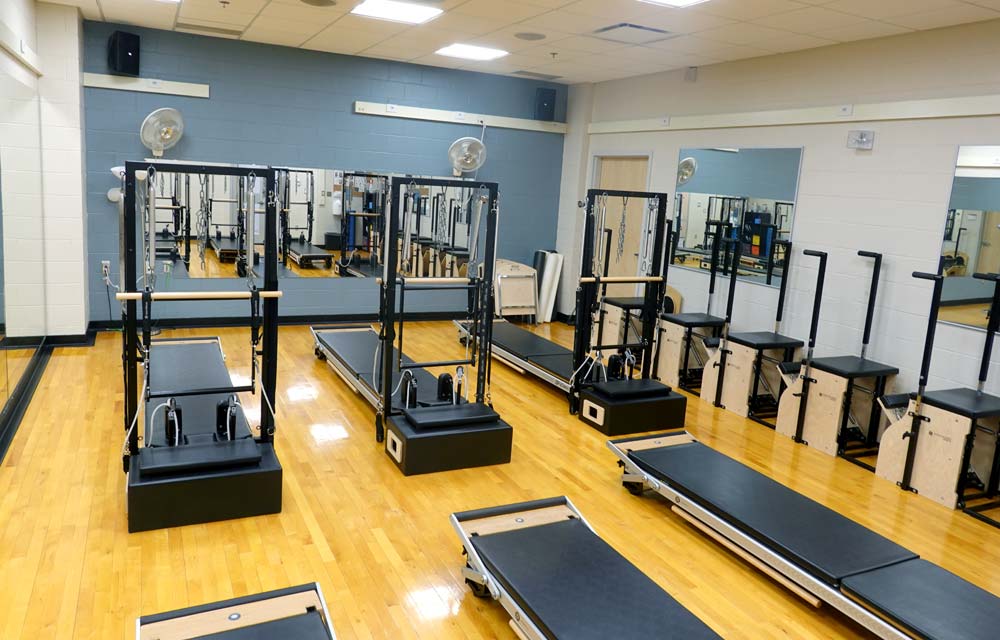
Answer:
[
  {"xmin": 375, "ymin": 415, "xmax": 384, "ymax": 443},
  {"xmin": 314, "ymin": 347, "xmax": 326, "ymax": 361},
  {"xmin": 624, "ymin": 481, "xmax": 645, "ymax": 496},
  {"xmin": 458, "ymin": 336, "xmax": 468, "ymax": 346},
  {"xmin": 236, "ymin": 262, "xmax": 248, "ymax": 278},
  {"xmin": 465, "ymin": 579, "xmax": 489, "ymax": 598}
]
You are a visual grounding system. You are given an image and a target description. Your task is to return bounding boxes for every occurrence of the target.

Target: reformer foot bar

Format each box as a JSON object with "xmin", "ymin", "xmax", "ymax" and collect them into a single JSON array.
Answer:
[
  {"xmin": 609, "ymin": 433, "xmax": 1000, "ymax": 639},
  {"xmin": 452, "ymin": 497, "xmax": 721, "ymax": 640},
  {"xmin": 136, "ymin": 583, "xmax": 336, "ymax": 639}
]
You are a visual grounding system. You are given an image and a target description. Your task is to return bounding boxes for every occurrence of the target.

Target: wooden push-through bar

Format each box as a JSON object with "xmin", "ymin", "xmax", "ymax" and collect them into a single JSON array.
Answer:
[
  {"xmin": 579, "ymin": 276, "xmax": 664, "ymax": 284},
  {"xmin": 116, "ymin": 291, "xmax": 283, "ymax": 301}
]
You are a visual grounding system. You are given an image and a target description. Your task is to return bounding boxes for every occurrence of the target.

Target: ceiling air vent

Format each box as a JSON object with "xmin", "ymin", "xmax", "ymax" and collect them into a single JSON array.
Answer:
[
  {"xmin": 514, "ymin": 70, "xmax": 563, "ymax": 81},
  {"xmin": 593, "ymin": 23, "xmax": 672, "ymax": 45}
]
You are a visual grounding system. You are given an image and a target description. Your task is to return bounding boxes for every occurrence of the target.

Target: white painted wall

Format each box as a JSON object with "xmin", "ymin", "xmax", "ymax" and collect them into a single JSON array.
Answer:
[
  {"xmin": 568, "ymin": 18, "xmax": 1000, "ymax": 393},
  {"xmin": 0, "ymin": 2, "xmax": 88, "ymax": 337},
  {"xmin": 36, "ymin": 2, "xmax": 88, "ymax": 335}
]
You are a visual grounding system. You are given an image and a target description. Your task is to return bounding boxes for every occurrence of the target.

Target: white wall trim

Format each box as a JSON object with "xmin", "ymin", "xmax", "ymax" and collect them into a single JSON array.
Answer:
[
  {"xmin": 82, "ymin": 72, "xmax": 210, "ymax": 98},
  {"xmin": 0, "ymin": 16, "xmax": 41, "ymax": 75},
  {"xmin": 354, "ymin": 101, "xmax": 567, "ymax": 134},
  {"xmin": 589, "ymin": 93, "xmax": 1000, "ymax": 135}
]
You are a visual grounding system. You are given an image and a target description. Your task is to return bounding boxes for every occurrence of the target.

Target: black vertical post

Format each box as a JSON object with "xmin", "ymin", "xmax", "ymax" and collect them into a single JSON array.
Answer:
[
  {"xmin": 774, "ymin": 240, "xmax": 794, "ymax": 331},
  {"xmin": 639, "ymin": 197, "xmax": 667, "ymax": 379},
  {"xmin": 713, "ymin": 237, "xmax": 742, "ymax": 408},
  {"xmin": 571, "ymin": 192, "xmax": 598, "ymax": 412},
  {"xmin": 973, "ymin": 273, "xmax": 1000, "ymax": 391},
  {"xmin": 260, "ymin": 169, "xmax": 278, "ymax": 443},
  {"xmin": 901, "ymin": 272, "xmax": 944, "ymax": 491},
  {"xmin": 477, "ymin": 186, "xmax": 499, "ymax": 403},
  {"xmin": 857, "ymin": 251, "xmax": 883, "ymax": 359},
  {"xmin": 379, "ymin": 179, "xmax": 402, "ymax": 442},
  {"xmin": 793, "ymin": 249, "xmax": 828, "ymax": 444},
  {"xmin": 706, "ymin": 220, "xmax": 726, "ymax": 314},
  {"xmin": 183, "ymin": 174, "xmax": 191, "ymax": 268},
  {"xmin": 123, "ymin": 164, "xmax": 139, "ymax": 464}
]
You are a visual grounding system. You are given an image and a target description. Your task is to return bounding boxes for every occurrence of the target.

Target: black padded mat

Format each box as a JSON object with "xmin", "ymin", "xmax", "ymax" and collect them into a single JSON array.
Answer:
[
  {"xmin": 842, "ymin": 559, "xmax": 1000, "ymax": 640},
  {"xmin": 471, "ymin": 519, "xmax": 720, "ymax": 640},
  {"xmin": 315, "ymin": 329, "xmax": 450, "ymax": 406},
  {"xmin": 590, "ymin": 378, "xmax": 672, "ymax": 400},
  {"xmin": 138, "ymin": 439, "xmax": 262, "ymax": 477},
  {"xmin": 195, "ymin": 610, "xmax": 330, "ymax": 639},
  {"xmin": 403, "ymin": 402, "xmax": 498, "ymax": 429},
  {"xmin": 810, "ymin": 356, "xmax": 898, "ymax": 379},
  {"xmin": 604, "ymin": 296, "xmax": 646, "ymax": 311},
  {"xmin": 526, "ymin": 353, "xmax": 575, "ymax": 382},
  {"xmin": 288, "ymin": 239, "xmax": 331, "ymax": 258},
  {"xmin": 727, "ymin": 331, "xmax": 803, "ymax": 350},
  {"xmin": 490, "ymin": 322, "xmax": 571, "ymax": 358},
  {"xmin": 146, "ymin": 341, "xmax": 251, "ymax": 445},
  {"xmin": 211, "ymin": 237, "xmax": 241, "ymax": 252},
  {"xmin": 920, "ymin": 387, "xmax": 1000, "ymax": 419},
  {"xmin": 661, "ymin": 312, "xmax": 726, "ymax": 328},
  {"xmin": 629, "ymin": 442, "xmax": 916, "ymax": 585}
]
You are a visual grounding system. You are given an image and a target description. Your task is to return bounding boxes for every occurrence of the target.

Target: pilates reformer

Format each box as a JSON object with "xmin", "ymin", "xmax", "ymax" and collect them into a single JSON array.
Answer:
[
  {"xmin": 136, "ymin": 583, "xmax": 336, "ymax": 639},
  {"xmin": 337, "ymin": 171, "xmax": 388, "ymax": 278},
  {"xmin": 609, "ymin": 432, "xmax": 1000, "ymax": 639},
  {"xmin": 775, "ymin": 250, "xmax": 899, "ymax": 468},
  {"xmin": 118, "ymin": 161, "xmax": 282, "ymax": 533},
  {"xmin": 207, "ymin": 173, "xmax": 262, "ymax": 277},
  {"xmin": 876, "ymin": 272, "xmax": 1000, "ymax": 529},
  {"xmin": 278, "ymin": 168, "xmax": 332, "ymax": 268},
  {"xmin": 657, "ymin": 221, "xmax": 729, "ymax": 392},
  {"xmin": 452, "ymin": 497, "xmax": 721, "ymax": 640},
  {"xmin": 456, "ymin": 189, "xmax": 687, "ymax": 435},
  {"xmin": 700, "ymin": 237, "xmax": 802, "ymax": 427},
  {"xmin": 314, "ymin": 177, "xmax": 511, "ymax": 475}
]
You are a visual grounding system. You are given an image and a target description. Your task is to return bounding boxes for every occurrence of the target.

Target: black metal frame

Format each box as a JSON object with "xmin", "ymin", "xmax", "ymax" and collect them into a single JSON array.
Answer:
[
  {"xmin": 121, "ymin": 161, "xmax": 279, "ymax": 465},
  {"xmin": 375, "ymin": 177, "xmax": 498, "ymax": 442},
  {"xmin": 791, "ymin": 249, "xmax": 828, "ymax": 444},
  {"xmin": 339, "ymin": 171, "xmax": 390, "ymax": 273},
  {"xmin": 570, "ymin": 189, "xmax": 670, "ymax": 412},
  {"xmin": 277, "ymin": 168, "xmax": 316, "ymax": 266}
]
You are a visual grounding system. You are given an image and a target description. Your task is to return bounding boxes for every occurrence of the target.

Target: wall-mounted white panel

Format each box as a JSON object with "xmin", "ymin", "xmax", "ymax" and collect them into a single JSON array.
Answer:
[
  {"xmin": 354, "ymin": 101, "xmax": 567, "ymax": 134},
  {"xmin": 83, "ymin": 73, "xmax": 210, "ymax": 99}
]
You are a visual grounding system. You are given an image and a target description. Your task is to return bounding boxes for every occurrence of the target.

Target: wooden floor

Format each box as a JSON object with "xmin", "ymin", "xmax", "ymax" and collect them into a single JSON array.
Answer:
[
  {"xmin": 181, "ymin": 243, "xmax": 340, "ymax": 279},
  {"xmin": 1, "ymin": 321, "xmax": 999, "ymax": 639}
]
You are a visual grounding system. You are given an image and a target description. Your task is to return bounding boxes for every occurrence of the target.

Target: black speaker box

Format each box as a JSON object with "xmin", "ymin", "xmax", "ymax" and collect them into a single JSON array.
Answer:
[
  {"xmin": 108, "ymin": 30, "xmax": 140, "ymax": 76},
  {"xmin": 534, "ymin": 87, "xmax": 556, "ymax": 122}
]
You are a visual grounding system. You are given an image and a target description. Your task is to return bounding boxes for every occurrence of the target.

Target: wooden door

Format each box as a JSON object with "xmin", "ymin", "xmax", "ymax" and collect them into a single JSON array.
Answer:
[
  {"xmin": 594, "ymin": 156, "xmax": 649, "ymax": 297},
  {"xmin": 976, "ymin": 211, "xmax": 1000, "ymax": 274}
]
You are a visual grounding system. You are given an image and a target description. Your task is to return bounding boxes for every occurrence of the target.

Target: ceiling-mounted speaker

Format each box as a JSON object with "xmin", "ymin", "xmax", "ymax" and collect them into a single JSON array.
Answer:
[
  {"xmin": 108, "ymin": 30, "xmax": 140, "ymax": 76},
  {"xmin": 535, "ymin": 88, "xmax": 556, "ymax": 122}
]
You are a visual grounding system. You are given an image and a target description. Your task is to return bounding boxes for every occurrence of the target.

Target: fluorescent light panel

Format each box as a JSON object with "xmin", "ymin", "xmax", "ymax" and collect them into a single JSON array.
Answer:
[
  {"xmin": 436, "ymin": 43, "xmax": 509, "ymax": 61},
  {"xmin": 351, "ymin": 0, "xmax": 443, "ymax": 25},
  {"xmin": 639, "ymin": 0, "xmax": 711, "ymax": 7}
]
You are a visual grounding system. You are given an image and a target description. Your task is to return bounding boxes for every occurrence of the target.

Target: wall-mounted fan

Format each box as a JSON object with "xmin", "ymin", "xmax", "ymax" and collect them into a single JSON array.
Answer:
[
  {"xmin": 449, "ymin": 136, "xmax": 487, "ymax": 176},
  {"xmin": 140, "ymin": 107, "xmax": 184, "ymax": 157},
  {"xmin": 677, "ymin": 156, "xmax": 697, "ymax": 186}
]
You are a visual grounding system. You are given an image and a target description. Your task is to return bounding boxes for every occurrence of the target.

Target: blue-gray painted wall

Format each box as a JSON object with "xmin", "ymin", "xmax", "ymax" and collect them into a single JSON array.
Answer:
[
  {"xmin": 950, "ymin": 177, "xmax": 1000, "ymax": 211},
  {"xmin": 83, "ymin": 21, "xmax": 566, "ymax": 321},
  {"xmin": 677, "ymin": 148, "xmax": 802, "ymax": 202}
]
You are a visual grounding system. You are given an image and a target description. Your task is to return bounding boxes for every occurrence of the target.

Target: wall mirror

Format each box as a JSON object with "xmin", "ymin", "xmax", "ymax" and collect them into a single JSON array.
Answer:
[
  {"xmin": 671, "ymin": 147, "xmax": 803, "ymax": 289},
  {"xmin": 939, "ymin": 145, "xmax": 1000, "ymax": 329}
]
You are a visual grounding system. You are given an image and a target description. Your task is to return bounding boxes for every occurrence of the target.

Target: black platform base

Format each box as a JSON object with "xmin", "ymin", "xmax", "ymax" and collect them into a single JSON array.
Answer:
[
  {"xmin": 385, "ymin": 414, "xmax": 512, "ymax": 476},
  {"xmin": 127, "ymin": 442, "xmax": 282, "ymax": 532},
  {"xmin": 578, "ymin": 388, "xmax": 687, "ymax": 436}
]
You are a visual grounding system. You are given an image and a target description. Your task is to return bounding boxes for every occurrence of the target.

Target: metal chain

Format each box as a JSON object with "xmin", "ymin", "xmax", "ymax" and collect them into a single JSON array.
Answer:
[{"xmin": 616, "ymin": 195, "xmax": 628, "ymax": 263}]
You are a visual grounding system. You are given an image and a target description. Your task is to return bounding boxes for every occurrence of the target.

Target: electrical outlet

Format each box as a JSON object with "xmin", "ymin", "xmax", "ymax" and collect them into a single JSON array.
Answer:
[
  {"xmin": 101, "ymin": 260, "xmax": 111, "ymax": 278},
  {"xmin": 162, "ymin": 261, "xmax": 172, "ymax": 274}
]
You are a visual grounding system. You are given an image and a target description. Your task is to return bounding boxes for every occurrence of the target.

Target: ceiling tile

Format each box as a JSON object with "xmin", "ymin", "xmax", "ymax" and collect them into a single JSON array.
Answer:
[
  {"xmin": 627, "ymin": 8, "xmax": 736, "ymax": 34},
  {"xmin": 812, "ymin": 20, "xmax": 912, "ymax": 42},
  {"xmin": 692, "ymin": 0, "xmax": 812, "ymax": 21},
  {"xmin": 452, "ymin": 0, "xmax": 550, "ymax": 21},
  {"xmin": 302, "ymin": 25, "xmax": 390, "ymax": 54},
  {"xmin": 326, "ymin": 14, "xmax": 411, "ymax": 37},
  {"xmin": 421, "ymin": 10, "xmax": 503, "ymax": 35},
  {"xmin": 752, "ymin": 7, "xmax": 870, "ymax": 33},
  {"xmin": 888, "ymin": 3, "xmax": 1000, "ymax": 29},
  {"xmin": 467, "ymin": 26, "xmax": 573, "ymax": 52},
  {"xmin": 822, "ymin": 0, "xmax": 968, "ymax": 20},
  {"xmin": 241, "ymin": 27, "xmax": 312, "ymax": 47},
  {"xmin": 560, "ymin": 0, "xmax": 655, "ymax": 20},
  {"xmin": 762, "ymin": 32, "xmax": 838, "ymax": 52},
  {"xmin": 694, "ymin": 22, "xmax": 793, "ymax": 45},
  {"xmin": 554, "ymin": 34, "xmax": 633, "ymax": 53},
  {"xmin": 100, "ymin": 0, "xmax": 177, "ymax": 30},
  {"xmin": 518, "ymin": 10, "xmax": 613, "ymax": 34}
]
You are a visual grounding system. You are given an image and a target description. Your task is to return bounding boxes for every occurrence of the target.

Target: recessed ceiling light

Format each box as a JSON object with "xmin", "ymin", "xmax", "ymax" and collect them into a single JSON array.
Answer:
[
  {"xmin": 436, "ymin": 43, "xmax": 509, "ymax": 61},
  {"xmin": 638, "ymin": 0, "xmax": 711, "ymax": 7},
  {"xmin": 351, "ymin": 0, "xmax": 442, "ymax": 25},
  {"xmin": 515, "ymin": 32, "xmax": 546, "ymax": 41}
]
